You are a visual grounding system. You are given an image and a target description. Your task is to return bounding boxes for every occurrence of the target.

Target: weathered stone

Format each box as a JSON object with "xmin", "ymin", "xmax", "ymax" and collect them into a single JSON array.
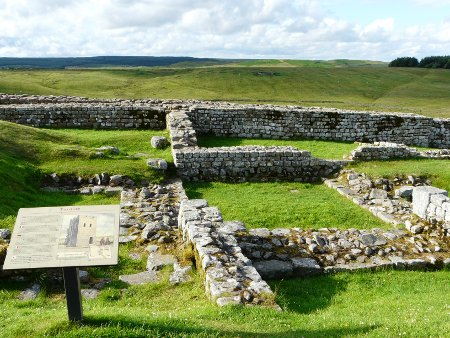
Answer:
[
  {"xmin": 291, "ymin": 257, "xmax": 322, "ymax": 276},
  {"xmin": 169, "ymin": 262, "xmax": 192, "ymax": 285},
  {"xmin": 395, "ymin": 186, "xmax": 414, "ymax": 201},
  {"xmin": 109, "ymin": 174, "xmax": 124, "ymax": 187},
  {"xmin": 96, "ymin": 146, "xmax": 119, "ymax": 154},
  {"xmin": 249, "ymin": 228, "xmax": 271, "ymax": 238},
  {"xmin": 147, "ymin": 158, "xmax": 168, "ymax": 170},
  {"xmin": 412, "ymin": 186, "xmax": 448, "ymax": 219},
  {"xmin": 253, "ymin": 260, "xmax": 293, "ymax": 279},
  {"xmin": 410, "ymin": 225, "xmax": 423, "ymax": 234},
  {"xmin": 18, "ymin": 284, "xmax": 40, "ymax": 301},
  {"xmin": 146, "ymin": 252, "xmax": 176, "ymax": 271},
  {"xmin": 141, "ymin": 221, "xmax": 169, "ymax": 240},
  {"xmin": 216, "ymin": 296, "xmax": 242, "ymax": 307},
  {"xmin": 369, "ymin": 189, "xmax": 388, "ymax": 200},
  {"xmin": 0, "ymin": 229, "xmax": 11, "ymax": 240},
  {"xmin": 79, "ymin": 270, "xmax": 90, "ymax": 283},
  {"xmin": 151, "ymin": 136, "xmax": 169, "ymax": 149},
  {"xmin": 92, "ymin": 186, "xmax": 104, "ymax": 194},
  {"xmin": 81, "ymin": 289, "xmax": 100, "ymax": 299},
  {"xmin": 220, "ymin": 221, "xmax": 246, "ymax": 234},
  {"xmin": 360, "ymin": 234, "xmax": 387, "ymax": 246},
  {"xmin": 119, "ymin": 271, "xmax": 159, "ymax": 285}
]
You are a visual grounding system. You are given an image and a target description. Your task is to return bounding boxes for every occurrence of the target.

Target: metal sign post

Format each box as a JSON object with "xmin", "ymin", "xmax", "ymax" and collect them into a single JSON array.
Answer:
[{"xmin": 62, "ymin": 267, "xmax": 83, "ymax": 321}]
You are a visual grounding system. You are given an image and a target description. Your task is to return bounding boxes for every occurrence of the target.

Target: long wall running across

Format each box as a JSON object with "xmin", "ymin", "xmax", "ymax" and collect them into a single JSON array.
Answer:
[
  {"xmin": 1, "ymin": 94, "xmax": 449, "ymax": 149},
  {"xmin": 187, "ymin": 106, "xmax": 450, "ymax": 149}
]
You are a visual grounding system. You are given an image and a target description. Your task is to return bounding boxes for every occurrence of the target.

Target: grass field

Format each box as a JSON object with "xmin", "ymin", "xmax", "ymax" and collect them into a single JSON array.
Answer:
[
  {"xmin": 184, "ymin": 181, "xmax": 388, "ymax": 230},
  {"xmin": 0, "ymin": 268, "xmax": 448, "ymax": 337},
  {"xmin": 1, "ymin": 66, "xmax": 450, "ymax": 118}
]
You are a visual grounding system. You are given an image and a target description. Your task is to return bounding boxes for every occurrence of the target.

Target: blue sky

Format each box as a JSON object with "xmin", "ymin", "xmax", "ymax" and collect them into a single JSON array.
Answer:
[{"xmin": 1, "ymin": 0, "xmax": 450, "ymax": 61}]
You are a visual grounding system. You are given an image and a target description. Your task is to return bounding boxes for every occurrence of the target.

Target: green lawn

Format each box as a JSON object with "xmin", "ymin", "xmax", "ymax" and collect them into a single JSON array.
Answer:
[
  {"xmin": 1, "ymin": 67, "xmax": 450, "ymax": 117},
  {"xmin": 0, "ymin": 269, "xmax": 448, "ymax": 337},
  {"xmin": 184, "ymin": 181, "xmax": 387, "ymax": 230},
  {"xmin": 197, "ymin": 136, "xmax": 358, "ymax": 160}
]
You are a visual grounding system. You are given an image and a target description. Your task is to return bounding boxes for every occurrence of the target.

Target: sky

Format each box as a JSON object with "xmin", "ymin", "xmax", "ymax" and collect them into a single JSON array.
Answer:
[{"xmin": 1, "ymin": 0, "xmax": 450, "ymax": 61}]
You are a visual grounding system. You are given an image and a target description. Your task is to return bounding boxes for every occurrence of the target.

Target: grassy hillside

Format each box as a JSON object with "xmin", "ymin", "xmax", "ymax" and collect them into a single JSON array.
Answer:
[
  {"xmin": 0, "ymin": 66, "xmax": 449, "ymax": 117},
  {"xmin": 0, "ymin": 121, "xmax": 171, "ymax": 229}
]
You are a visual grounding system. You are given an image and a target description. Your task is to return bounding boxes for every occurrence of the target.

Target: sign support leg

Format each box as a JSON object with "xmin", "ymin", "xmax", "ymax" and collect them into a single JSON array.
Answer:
[{"xmin": 62, "ymin": 267, "xmax": 83, "ymax": 321}]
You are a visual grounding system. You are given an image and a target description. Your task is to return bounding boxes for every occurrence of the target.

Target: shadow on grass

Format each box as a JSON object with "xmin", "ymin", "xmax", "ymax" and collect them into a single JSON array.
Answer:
[
  {"xmin": 182, "ymin": 181, "xmax": 214, "ymax": 199},
  {"xmin": 45, "ymin": 315, "xmax": 378, "ymax": 337},
  {"xmin": 271, "ymin": 274, "xmax": 348, "ymax": 314},
  {"xmin": 197, "ymin": 136, "xmax": 247, "ymax": 148}
]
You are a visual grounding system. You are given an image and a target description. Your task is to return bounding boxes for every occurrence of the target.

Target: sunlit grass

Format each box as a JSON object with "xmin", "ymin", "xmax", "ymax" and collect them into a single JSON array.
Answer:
[{"xmin": 1, "ymin": 67, "xmax": 449, "ymax": 117}]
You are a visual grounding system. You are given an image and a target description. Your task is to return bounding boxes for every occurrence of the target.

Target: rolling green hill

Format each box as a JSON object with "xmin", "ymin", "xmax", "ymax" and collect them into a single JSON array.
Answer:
[{"xmin": 0, "ymin": 66, "xmax": 449, "ymax": 117}]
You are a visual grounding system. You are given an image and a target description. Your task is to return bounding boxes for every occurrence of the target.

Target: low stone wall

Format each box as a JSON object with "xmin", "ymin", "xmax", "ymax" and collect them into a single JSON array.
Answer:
[
  {"xmin": 413, "ymin": 186, "xmax": 450, "ymax": 228},
  {"xmin": 0, "ymin": 104, "xmax": 167, "ymax": 129},
  {"xmin": 175, "ymin": 146, "xmax": 345, "ymax": 182},
  {"xmin": 349, "ymin": 142, "xmax": 421, "ymax": 161},
  {"xmin": 178, "ymin": 199, "xmax": 277, "ymax": 308},
  {"xmin": 349, "ymin": 142, "xmax": 450, "ymax": 161},
  {"xmin": 168, "ymin": 110, "xmax": 346, "ymax": 181},
  {"xmin": 188, "ymin": 106, "xmax": 450, "ymax": 148}
]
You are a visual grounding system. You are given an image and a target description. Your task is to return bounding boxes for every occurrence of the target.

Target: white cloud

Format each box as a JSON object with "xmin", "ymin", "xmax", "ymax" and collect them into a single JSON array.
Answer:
[{"xmin": 0, "ymin": 0, "xmax": 449, "ymax": 60}]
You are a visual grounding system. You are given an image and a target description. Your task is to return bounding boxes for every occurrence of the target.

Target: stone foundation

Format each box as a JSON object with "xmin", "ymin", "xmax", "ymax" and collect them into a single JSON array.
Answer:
[
  {"xmin": 168, "ymin": 110, "xmax": 346, "ymax": 182},
  {"xmin": 178, "ymin": 199, "xmax": 277, "ymax": 308}
]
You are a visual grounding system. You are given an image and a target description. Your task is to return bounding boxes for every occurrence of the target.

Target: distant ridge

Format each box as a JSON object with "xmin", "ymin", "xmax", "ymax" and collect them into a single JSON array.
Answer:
[{"xmin": 0, "ymin": 56, "xmax": 229, "ymax": 69}]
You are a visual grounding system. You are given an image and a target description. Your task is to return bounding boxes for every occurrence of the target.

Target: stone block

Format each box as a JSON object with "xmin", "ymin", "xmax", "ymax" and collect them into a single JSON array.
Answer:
[
  {"xmin": 151, "ymin": 136, "xmax": 169, "ymax": 149},
  {"xmin": 412, "ymin": 186, "xmax": 448, "ymax": 219},
  {"xmin": 291, "ymin": 257, "xmax": 322, "ymax": 276},
  {"xmin": 147, "ymin": 158, "xmax": 168, "ymax": 170},
  {"xmin": 253, "ymin": 260, "xmax": 293, "ymax": 279},
  {"xmin": 394, "ymin": 186, "xmax": 414, "ymax": 201}
]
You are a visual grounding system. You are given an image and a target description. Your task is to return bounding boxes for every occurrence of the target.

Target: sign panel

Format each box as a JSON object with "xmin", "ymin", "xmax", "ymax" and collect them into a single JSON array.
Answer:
[{"xmin": 3, "ymin": 205, "xmax": 120, "ymax": 270}]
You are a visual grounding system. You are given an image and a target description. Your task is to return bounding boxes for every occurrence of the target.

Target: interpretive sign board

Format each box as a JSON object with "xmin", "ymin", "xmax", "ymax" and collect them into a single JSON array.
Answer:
[
  {"xmin": 3, "ymin": 205, "xmax": 120, "ymax": 270},
  {"xmin": 3, "ymin": 205, "xmax": 120, "ymax": 321}
]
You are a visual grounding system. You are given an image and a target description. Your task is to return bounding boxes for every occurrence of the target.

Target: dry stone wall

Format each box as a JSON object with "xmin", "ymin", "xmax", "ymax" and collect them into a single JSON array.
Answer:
[
  {"xmin": 0, "ymin": 104, "xmax": 166, "ymax": 129},
  {"xmin": 187, "ymin": 106, "xmax": 450, "ymax": 149},
  {"xmin": 1, "ymin": 93, "xmax": 448, "ymax": 149},
  {"xmin": 350, "ymin": 142, "xmax": 421, "ymax": 161},
  {"xmin": 174, "ymin": 146, "xmax": 345, "ymax": 182},
  {"xmin": 168, "ymin": 110, "xmax": 346, "ymax": 182}
]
